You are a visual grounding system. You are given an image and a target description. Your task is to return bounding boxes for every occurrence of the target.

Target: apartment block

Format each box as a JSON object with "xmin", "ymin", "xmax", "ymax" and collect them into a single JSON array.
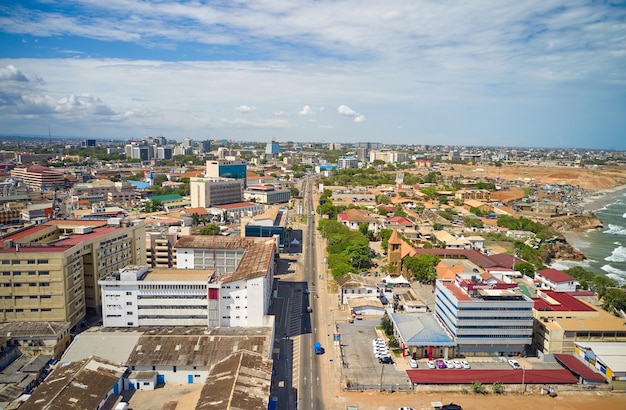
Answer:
[
  {"xmin": 0, "ymin": 220, "xmax": 145, "ymax": 328},
  {"xmin": 190, "ymin": 177, "xmax": 244, "ymax": 208}
]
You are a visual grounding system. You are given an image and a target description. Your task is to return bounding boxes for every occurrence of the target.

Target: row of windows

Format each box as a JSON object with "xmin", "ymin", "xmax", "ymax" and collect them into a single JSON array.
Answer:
[
  {"xmin": 1, "ymin": 259, "xmax": 49, "ymax": 265},
  {"xmin": 1, "ymin": 308, "xmax": 52, "ymax": 312},
  {"xmin": 2, "ymin": 282, "xmax": 50, "ymax": 287},
  {"xmin": 2, "ymin": 271, "xmax": 49, "ymax": 276},
  {"xmin": 7, "ymin": 295, "xmax": 52, "ymax": 299},
  {"xmin": 138, "ymin": 305, "xmax": 206, "ymax": 310}
]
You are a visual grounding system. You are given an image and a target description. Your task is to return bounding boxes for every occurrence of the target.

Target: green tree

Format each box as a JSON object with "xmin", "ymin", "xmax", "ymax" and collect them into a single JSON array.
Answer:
[
  {"xmin": 404, "ymin": 254, "xmax": 440, "ymax": 282},
  {"xmin": 375, "ymin": 194, "xmax": 391, "ymax": 205},
  {"xmin": 514, "ymin": 262, "xmax": 536, "ymax": 278},
  {"xmin": 381, "ymin": 314, "xmax": 394, "ymax": 336},
  {"xmin": 379, "ymin": 229, "xmax": 393, "ymax": 251},
  {"xmin": 602, "ymin": 288, "xmax": 626, "ymax": 314},
  {"xmin": 358, "ymin": 222, "xmax": 370, "ymax": 238},
  {"xmin": 492, "ymin": 382, "xmax": 504, "ymax": 394},
  {"xmin": 199, "ymin": 223, "xmax": 221, "ymax": 235}
]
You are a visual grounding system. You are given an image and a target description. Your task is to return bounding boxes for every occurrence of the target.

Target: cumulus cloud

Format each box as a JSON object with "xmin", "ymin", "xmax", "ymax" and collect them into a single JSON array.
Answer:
[
  {"xmin": 299, "ymin": 105, "xmax": 314, "ymax": 116},
  {"xmin": 234, "ymin": 105, "xmax": 256, "ymax": 113},
  {"xmin": 0, "ymin": 65, "xmax": 44, "ymax": 84},
  {"xmin": 338, "ymin": 104, "xmax": 366, "ymax": 122}
]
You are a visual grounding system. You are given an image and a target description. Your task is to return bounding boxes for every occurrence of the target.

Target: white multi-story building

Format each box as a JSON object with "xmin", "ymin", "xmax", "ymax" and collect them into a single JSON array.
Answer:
[
  {"xmin": 99, "ymin": 235, "xmax": 276, "ymax": 328},
  {"xmin": 190, "ymin": 177, "xmax": 244, "ymax": 207},
  {"xmin": 435, "ymin": 274, "xmax": 534, "ymax": 355}
]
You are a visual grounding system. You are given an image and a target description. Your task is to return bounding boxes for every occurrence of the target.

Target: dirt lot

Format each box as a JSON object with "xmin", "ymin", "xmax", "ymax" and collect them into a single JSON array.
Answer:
[{"xmin": 437, "ymin": 164, "xmax": 626, "ymax": 190}]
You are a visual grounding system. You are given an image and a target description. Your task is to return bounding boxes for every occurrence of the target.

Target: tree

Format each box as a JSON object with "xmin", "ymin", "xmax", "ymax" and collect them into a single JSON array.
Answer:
[
  {"xmin": 375, "ymin": 194, "xmax": 391, "ymax": 205},
  {"xmin": 381, "ymin": 314, "xmax": 394, "ymax": 336},
  {"xmin": 514, "ymin": 262, "xmax": 535, "ymax": 278},
  {"xmin": 404, "ymin": 254, "xmax": 440, "ymax": 282},
  {"xmin": 492, "ymin": 382, "xmax": 504, "ymax": 394},
  {"xmin": 379, "ymin": 229, "xmax": 393, "ymax": 250},
  {"xmin": 358, "ymin": 222, "xmax": 370, "ymax": 238},
  {"xmin": 142, "ymin": 199, "xmax": 163, "ymax": 213},
  {"xmin": 199, "ymin": 224, "xmax": 221, "ymax": 235},
  {"xmin": 602, "ymin": 288, "xmax": 626, "ymax": 314}
]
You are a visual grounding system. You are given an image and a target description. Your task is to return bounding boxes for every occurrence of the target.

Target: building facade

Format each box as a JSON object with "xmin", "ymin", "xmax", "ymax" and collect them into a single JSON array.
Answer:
[
  {"xmin": 205, "ymin": 159, "xmax": 247, "ymax": 186},
  {"xmin": 0, "ymin": 220, "xmax": 145, "ymax": 327},
  {"xmin": 243, "ymin": 186, "xmax": 290, "ymax": 204},
  {"xmin": 435, "ymin": 275, "xmax": 534, "ymax": 355},
  {"xmin": 190, "ymin": 177, "xmax": 244, "ymax": 208}
]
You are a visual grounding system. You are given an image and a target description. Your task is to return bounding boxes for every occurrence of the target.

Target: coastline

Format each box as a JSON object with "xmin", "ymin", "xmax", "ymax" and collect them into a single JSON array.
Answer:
[{"xmin": 579, "ymin": 184, "xmax": 626, "ymax": 212}]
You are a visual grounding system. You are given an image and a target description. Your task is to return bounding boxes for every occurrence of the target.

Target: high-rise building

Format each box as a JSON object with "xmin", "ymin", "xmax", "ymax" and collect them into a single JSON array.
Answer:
[
  {"xmin": 205, "ymin": 159, "xmax": 247, "ymax": 186},
  {"xmin": 337, "ymin": 156, "xmax": 359, "ymax": 169},
  {"xmin": 0, "ymin": 220, "xmax": 145, "ymax": 327},
  {"xmin": 265, "ymin": 140, "xmax": 280, "ymax": 155}
]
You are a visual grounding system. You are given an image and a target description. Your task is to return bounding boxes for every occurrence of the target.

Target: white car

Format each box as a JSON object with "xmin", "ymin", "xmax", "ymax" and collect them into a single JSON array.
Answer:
[
  {"xmin": 399, "ymin": 408, "xmax": 415, "ymax": 410},
  {"xmin": 427, "ymin": 360, "xmax": 436, "ymax": 369},
  {"xmin": 508, "ymin": 359, "xmax": 522, "ymax": 369},
  {"xmin": 444, "ymin": 360, "xmax": 455, "ymax": 369},
  {"xmin": 453, "ymin": 360, "xmax": 462, "ymax": 369},
  {"xmin": 461, "ymin": 360, "xmax": 470, "ymax": 369},
  {"xmin": 409, "ymin": 359, "xmax": 418, "ymax": 368}
]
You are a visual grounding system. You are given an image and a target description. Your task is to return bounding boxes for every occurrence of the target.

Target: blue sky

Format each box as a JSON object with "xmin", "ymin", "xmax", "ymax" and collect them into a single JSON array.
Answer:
[{"xmin": 1, "ymin": 1, "xmax": 625, "ymax": 149}]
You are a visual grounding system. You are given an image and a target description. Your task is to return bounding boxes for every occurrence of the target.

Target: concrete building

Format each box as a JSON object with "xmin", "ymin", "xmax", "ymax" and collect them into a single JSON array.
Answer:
[
  {"xmin": 535, "ymin": 268, "xmax": 579, "ymax": 292},
  {"xmin": 242, "ymin": 206, "xmax": 288, "ymax": 248},
  {"xmin": 10, "ymin": 165, "xmax": 66, "ymax": 190},
  {"xmin": 190, "ymin": 177, "xmax": 244, "ymax": 208},
  {"xmin": 243, "ymin": 185, "xmax": 290, "ymax": 204},
  {"xmin": 573, "ymin": 341, "xmax": 626, "ymax": 381},
  {"xmin": 389, "ymin": 312, "xmax": 457, "ymax": 359},
  {"xmin": 205, "ymin": 159, "xmax": 247, "ymax": 186},
  {"xmin": 0, "ymin": 220, "xmax": 145, "ymax": 327},
  {"xmin": 175, "ymin": 235, "xmax": 277, "ymax": 327},
  {"xmin": 532, "ymin": 290, "xmax": 626, "ymax": 355},
  {"xmin": 73, "ymin": 179, "xmax": 137, "ymax": 206},
  {"xmin": 435, "ymin": 274, "xmax": 534, "ymax": 355},
  {"xmin": 335, "ymin": 273, "xmax": 379, "ymax": 305},
  {"xmin": 337, "ymin": 209, "xmax": 382, "ymax": 235},
  {"xmin": 265, "ymin": 140, "xmax": 280, "ymax": 155},
  {"xmin": 19, "ymin": 356, "xmax": 126, "ymax": 410},
  {"xmin": 337, "ymin": 156, "xmax": 359, "ymax": 169}
]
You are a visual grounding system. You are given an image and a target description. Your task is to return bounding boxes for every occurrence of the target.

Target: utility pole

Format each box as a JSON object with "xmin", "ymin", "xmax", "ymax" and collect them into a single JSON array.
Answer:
[{"xmin": 379, "ymin": 363, "xmax": 384, "ymax": 392}]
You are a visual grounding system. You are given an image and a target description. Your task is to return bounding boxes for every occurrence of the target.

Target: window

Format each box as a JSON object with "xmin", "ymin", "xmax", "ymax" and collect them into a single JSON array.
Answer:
[{"xmin": 126, "ymin": 301, "xmax": 132, "ymax": 305}]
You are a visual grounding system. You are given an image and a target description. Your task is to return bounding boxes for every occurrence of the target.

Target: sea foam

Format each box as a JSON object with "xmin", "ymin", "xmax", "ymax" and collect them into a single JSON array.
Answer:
[
  {"xmin": 605, "ymin": 245, "xmax": 626, "ymax": 263},
  {"xmin": 604, "ymin": 224, "xmax": 626, "ymax": 236},
  {"xmin": 601, "ymin": 264, "xmax": 626, "ymax": 284}
]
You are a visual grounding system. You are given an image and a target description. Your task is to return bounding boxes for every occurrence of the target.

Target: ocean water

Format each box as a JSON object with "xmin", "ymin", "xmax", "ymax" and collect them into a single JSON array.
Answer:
[{"xmin": 552, "ymin": 192, "xmax": 626, "ymax": 285}]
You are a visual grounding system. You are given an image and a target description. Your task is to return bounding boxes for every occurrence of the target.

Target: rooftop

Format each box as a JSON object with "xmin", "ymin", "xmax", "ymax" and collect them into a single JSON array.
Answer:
[
  {"xmin": 536, "ymin": 268, "xmax": 576, "ymax": 283},
  {"xmin": 532, "ymin": 290, "xmax": 597, "ymax": 312}
]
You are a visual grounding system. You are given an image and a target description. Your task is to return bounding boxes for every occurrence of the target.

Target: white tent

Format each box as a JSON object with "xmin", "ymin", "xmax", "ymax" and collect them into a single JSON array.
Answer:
[{"xmin": 382, "ymin": 275, "xmax": 409, "ymax": 284}]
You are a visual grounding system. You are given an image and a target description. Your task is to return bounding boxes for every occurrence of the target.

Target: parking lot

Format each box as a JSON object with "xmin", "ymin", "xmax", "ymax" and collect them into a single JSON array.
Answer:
[{"xmin": 338, "ymin": 320, "xmax": 412, "ymax": 389}]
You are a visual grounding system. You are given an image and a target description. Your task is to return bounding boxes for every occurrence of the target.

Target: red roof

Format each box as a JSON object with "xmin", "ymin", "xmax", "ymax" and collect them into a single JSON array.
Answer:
[
  {"xmin": 407, "ymin": 369, "xmax": 578, "ymax": 384},
  {"xmin": 536, "ymin": 268, "xmax": 576, "ymax": 283},
  {"xmin": 532, "ymin": 290, "xmax": 596, "ymax": 312},
  {"xmin": 386, "ymin": 216, "xmax": 413, "ymax": 226},
  {"xmin": 338, "ymin": 213, "xmax": 348, "ymax": 221},
  {"xmin": 554, "ymin": 354, "xmax": 606, "ymax": 383}
]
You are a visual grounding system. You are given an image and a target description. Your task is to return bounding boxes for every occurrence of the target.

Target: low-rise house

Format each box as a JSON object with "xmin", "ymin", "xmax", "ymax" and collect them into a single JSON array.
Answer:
[
  {"xmin": 337, "ymin": 209, "xmax": 381, "ymax": 235},
  {"xmin": 535, "ymin": 268, "xmax": 578, "ymax": 292},
  {"xmin": 347, "ymin": 296, "xmax": 385, "ymax": 317},
  {"xmin": 336, "ymin": 274, "xmax": 379, "ymax": 305}
]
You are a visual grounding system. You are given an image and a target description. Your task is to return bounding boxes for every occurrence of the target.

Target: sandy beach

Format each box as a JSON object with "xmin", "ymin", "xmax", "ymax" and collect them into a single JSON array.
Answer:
[{"xmin": 579, "ymin": 184, "xmax": 626, "ymax": 212}]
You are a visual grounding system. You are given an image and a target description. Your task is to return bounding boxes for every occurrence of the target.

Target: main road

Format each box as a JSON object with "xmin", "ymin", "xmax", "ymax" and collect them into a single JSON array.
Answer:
[{"xmin": 297, "ymin": 175, "xmax": 326, "ymax": 410}]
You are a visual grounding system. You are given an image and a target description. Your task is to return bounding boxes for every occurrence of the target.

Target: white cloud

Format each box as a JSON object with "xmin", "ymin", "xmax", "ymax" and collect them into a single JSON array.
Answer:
[
  {"xmin": 354, "ymin": 114, "xmax": 366, "ymax": 123},
  {"xmin": 234, "ymin": 105, "xmax": 256, "ymax": 113},
  {"xmin": 337, "ymin": 104, "xmax": 359, "ymax": 117},
  {"xmin": 299, "ymin": 105, "xmax": 314, "ymax": 116}
]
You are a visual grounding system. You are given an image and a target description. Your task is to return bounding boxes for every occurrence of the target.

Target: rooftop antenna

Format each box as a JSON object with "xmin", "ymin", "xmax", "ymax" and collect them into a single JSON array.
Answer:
[{"xmin": 49, "ymin": 125, "xmax": 52, "ymax": 146}]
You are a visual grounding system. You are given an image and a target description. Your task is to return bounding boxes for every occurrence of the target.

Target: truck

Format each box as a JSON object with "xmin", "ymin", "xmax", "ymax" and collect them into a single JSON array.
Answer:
[{"xmin": 314, "ymin": 342, "xmax": 322, "ymax": 354}]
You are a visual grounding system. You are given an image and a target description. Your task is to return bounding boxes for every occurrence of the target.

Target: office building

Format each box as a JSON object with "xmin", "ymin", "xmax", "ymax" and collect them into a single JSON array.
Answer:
[
  {"xmin": 10, "ymin": 165, "xmax": 66, "ymax": 190},
  {"xmin": 205, "ymin": 159, "xmax": 247, "ymax": 186},
  {"xmin": 243, "ymin": 186, "xmax": 290, "ymax": 204},
  {"xmin": 190, "ymin": 177, "xmax": 244, "ymax": 208},
  {"xmin": 337, "ymin": 156, "xmax": 359, "ymax": 169},
  {"xmin": 265, "ymin": 140, "xmax": 280, "ymax": 155},
  {"xmin": 242, "ymin": 206, "xmax": 288, "ymax": 248},
  {"xmin": 435, "ymin": 274, "xmax": 534, "ymax": 355},
  {"xmin": 0, "ymin": 220, "xmax": 145, "ymax": 327}
]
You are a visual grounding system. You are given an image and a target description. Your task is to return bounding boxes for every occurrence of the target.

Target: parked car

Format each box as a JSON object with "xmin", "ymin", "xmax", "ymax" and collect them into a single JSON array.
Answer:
[
  {"xmin": 461, "ymin": 360, "xmax": 470, "ymax": 369},
  {"xmin": 508, "ymin": 359, "xmax": 522, "ymax": 369},
  {"xmin": 409, "ymin": 359, "xmax": 418, "ymax": 368},
  {"xmin": 452, "ymin": 360, "xmax": 462, "ymax": 369},
  {"xmin": 442, "ymin": 403, "xmax": 463, "ymax": 410},
  {"xmin": 379, "ymin": 355, "xmax": 394, "ymax": 364},
  {"xmin": 435, "ymin": 359, "xmax": 447, "ymax": 369},
  {"xmin": 427, "ymin": 360, "xmax": 436, "ymax": 369},
  {"xmin": 399, "ymin": 408, "xmax": 415, "ymax": 410},
  {"xmin": 444, "ymin": 360, "xmax": 455, "ymax": 369}
]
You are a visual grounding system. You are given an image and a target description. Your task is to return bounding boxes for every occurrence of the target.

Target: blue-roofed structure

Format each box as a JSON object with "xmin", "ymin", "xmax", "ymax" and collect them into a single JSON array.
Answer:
[
  {"xmin": 127, "ymin": 180, "xmax": 151, "ymax": 189},
  {"xmin": 389, "ymin": 312, "xmax": 456, "ymax": 359}
]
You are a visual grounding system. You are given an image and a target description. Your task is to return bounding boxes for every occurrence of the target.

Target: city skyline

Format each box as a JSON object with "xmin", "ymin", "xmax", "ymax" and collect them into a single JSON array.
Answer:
[{"xmin": 1, "ymin": 1, "xmax": 625, "ymax": 149}]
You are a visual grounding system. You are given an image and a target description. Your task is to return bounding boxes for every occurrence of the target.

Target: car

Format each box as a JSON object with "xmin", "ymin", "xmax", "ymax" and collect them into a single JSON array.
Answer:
[
  {"xmin": 379, "ymin": 355, "xmax": 394, "ymax": 364},
  {"xmin": 303, "ymin": 289, "xmax": 310, "ymax": 295},
  {"xmin": 444, "ymin": 360, "xmax": 455, "ymax": 369},
  {"xmin": 399, "ymin": 408, "xmax": 415, "ymax": 410},
  {"xmin": 508, "ymin": 359, "xmax": 522, "ymax": 369},
  {"xmin": 453, "ymin": 360, "xmax": 462, "ymax": 369},
  {"xmin": 427, "ymin": 360, "xmax": 436, "ymax": 369},
  {"xmin": 441, "ymin": 403, "xmax": 463, "ymax": 410},
  {"xmin": 461, "ymin": 360, "xmax": 470, "ymax": 369},
  {"xmin": 435, "ymin": 359, "xmax": 447, "ymax": 369},
  {"xmin": 374, "ymin": 350, "xmax": 389, "ymax": 358},
  {"xmin": 409, "ymin": 359, "xmax": 418, "ymax": 368}
]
